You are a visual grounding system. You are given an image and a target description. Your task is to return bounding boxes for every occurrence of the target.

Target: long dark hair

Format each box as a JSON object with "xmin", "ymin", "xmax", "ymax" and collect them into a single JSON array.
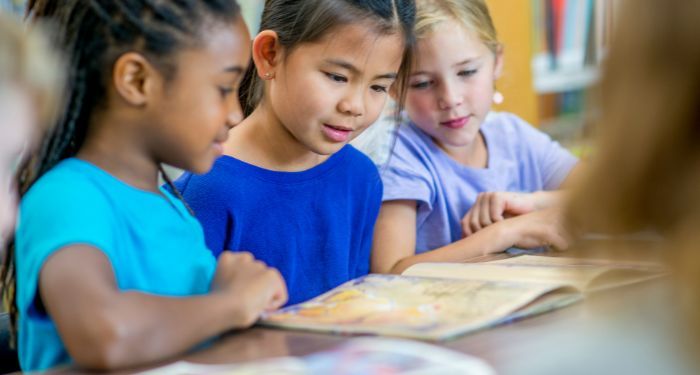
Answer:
[
  {"xmin": 0, "ymin": 0, "xmax": 241, "ymax": 345},
  {"xmin": 239, "ymin": 0, "xmax": 416, "ymax": 122}
]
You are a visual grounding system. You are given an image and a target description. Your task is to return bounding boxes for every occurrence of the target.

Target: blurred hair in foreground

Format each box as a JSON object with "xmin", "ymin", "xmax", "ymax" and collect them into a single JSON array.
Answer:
[{"xmin": 567, "ymin": 0, "xmax": 700, "ymax": 346}]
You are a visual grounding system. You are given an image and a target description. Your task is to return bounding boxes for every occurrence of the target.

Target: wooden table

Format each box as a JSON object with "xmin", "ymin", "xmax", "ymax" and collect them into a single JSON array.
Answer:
[{"xmin": 48, "ymin": 239, "xmax": 695, "ymax": 374}]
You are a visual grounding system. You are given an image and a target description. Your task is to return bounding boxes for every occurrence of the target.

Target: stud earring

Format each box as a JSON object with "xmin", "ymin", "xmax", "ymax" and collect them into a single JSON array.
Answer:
[
  {"xmin": 263, "ymin": 72, "xmax": 272, "ymax": 80},
  {"xmin": 493, "ymin": 90, "xmax": 504, "ymax": 105}
]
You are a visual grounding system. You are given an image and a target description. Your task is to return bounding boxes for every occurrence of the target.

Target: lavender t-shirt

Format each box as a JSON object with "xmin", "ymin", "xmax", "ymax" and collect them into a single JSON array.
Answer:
[{"xmin": 381, "ymin": 112, "xmax": 578, "ymax": 254}]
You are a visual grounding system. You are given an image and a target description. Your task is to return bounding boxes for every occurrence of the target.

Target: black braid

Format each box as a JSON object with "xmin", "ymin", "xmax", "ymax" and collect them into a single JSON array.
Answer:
[
  {"xmin": 1, "ymin": 0, "xmax": 241, "ymax": 347},
  {"xmin": 159, "ymin": 165, "xmax": 195, "ymax": 217}
]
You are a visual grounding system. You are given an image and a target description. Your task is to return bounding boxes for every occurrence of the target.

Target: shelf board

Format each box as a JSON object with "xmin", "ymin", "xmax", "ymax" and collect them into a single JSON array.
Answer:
[{"xmin": 533, "ymin": 67, "xmax": 598, "ymax": 93}]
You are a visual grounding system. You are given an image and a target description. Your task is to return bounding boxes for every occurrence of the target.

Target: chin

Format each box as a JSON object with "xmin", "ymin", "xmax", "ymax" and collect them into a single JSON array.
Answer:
[
  {"xmin": 185, "ymin": 156, "xmax": 217, "ymax": 175},
  {"xmin": 193, "ymin": 162, "xmax": 215, "ymax": 175},
  {"xmin": 317, "ymin": 143, "xmax": 346, "ymax": 156}
]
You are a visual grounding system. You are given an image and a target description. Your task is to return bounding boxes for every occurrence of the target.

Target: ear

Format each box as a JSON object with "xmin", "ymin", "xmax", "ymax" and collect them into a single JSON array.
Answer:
[
  {"xmin": 251, "ymin": 30, "xmax": 282, "ymax": 79},
  {"xmin": 112, "ymin": 52, "xmax": 158, "ymax": 106},
  {"xmin": 493, "ymin": 44, "xmax": 504, "ymax": 80}
]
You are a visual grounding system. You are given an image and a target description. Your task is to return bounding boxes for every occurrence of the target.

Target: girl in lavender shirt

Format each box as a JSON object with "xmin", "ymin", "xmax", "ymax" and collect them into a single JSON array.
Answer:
[{"xmin": 372, "ymin": 0, "xmax": 582, "ymax": 274}]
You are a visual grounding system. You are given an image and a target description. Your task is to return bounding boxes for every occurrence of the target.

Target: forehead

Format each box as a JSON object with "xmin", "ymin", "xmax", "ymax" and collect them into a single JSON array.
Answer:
[
  {"xmin": 414, "ymin": 21, "xmax": 490, "ymax": 67},
  {"xmin": 175, "ymin": 19, "xmax": 251, "ymax": 69},
  {"xmin": 291, "ymin": 23, "xmax": 405, "ymax": 70}
]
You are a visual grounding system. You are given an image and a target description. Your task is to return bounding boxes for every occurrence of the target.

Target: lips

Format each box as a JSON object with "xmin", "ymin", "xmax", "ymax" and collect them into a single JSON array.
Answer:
[
  {"xmin": 212, "ymin": 142, "xmax": 224, "ymax": 155},
  {"xmin": 212, "ymin": 133, "xmax": 229, "ymax": 155},
  {"xmin": 439, "ymin": 116, "xmax": 469, "ymax": 129},
  {"xmin": 322, "ymin": 124, "xmax": 353, "ymax": 143}
]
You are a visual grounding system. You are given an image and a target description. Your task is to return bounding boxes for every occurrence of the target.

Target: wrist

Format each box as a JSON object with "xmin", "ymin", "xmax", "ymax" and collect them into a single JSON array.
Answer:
[
  {"xmin": 211, "ymin": 290, "xmax": 257, "ymax": 330},
  {"xmin": 477, "ymin": 223, "xmax": 514, "ymax": 255},
  {"xmin": 532, "ymin": 191, "xmax": 560, "ymax": 209}
]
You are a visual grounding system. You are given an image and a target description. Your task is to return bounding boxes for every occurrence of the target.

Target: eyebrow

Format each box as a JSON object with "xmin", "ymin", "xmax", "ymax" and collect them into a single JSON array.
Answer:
[
  {"xmin": 223, "ymin": 66, "xmax": 245, "ymax": 74},
  {"xmin": 325, "ymin": 59, "xmax": 397, "ymax": 80},
  {"xmin": 411, "ymin": 58, "xmax": 482, "ymax": 76}
]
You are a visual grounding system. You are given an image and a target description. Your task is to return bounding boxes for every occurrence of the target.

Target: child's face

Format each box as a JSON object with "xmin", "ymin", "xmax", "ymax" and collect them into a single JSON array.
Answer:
[
  {"xmin": 268, "ymin": 23, "xmax": 404, "ymax": 156},
  {"xmin": 406, "ymin": 21, "xmax": 502, "ymax": 149},
  {"xmin": 0, "ymin": 88, "xmax": 34, "ymax": 241},
  {"xmin": 149, "ymin": 18, "xmax": 251, "ymax": 174}
]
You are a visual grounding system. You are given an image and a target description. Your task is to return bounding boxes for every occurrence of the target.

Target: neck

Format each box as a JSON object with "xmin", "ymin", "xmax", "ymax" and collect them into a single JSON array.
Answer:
[
  {"xmin": 224, "ymin": 103, "xmax": 328, "ymax": 171},
  {"xmin": 438, "ymin": 131, "xmax": 488, "ymax": 168},
  {"xmin": 77, "ymin": 112, "xmax": 161, "ymax": 193}
]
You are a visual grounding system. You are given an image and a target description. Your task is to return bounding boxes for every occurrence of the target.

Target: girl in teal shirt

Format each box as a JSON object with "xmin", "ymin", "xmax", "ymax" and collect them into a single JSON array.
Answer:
[{"xmin": 1, "ymin": 0, "xmax": 286, "ymax": 371}]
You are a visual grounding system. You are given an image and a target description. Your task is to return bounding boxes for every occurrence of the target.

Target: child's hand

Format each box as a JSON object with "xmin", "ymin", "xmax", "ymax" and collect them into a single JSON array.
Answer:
[
  {"xmin": 211, "ymin": 251, "xmax": 288, "ymax": 328},
  {"xmin": 462, "ymin": 192, "xmax": 538, "ymax": 237},
  {"xmin": 499, "ymin": 208, "xmax": 570, "ymax": 250}
]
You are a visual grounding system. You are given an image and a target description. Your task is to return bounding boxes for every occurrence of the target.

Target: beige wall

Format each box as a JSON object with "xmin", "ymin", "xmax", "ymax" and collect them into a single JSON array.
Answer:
[{"xmin": 486, "ymin": 0, "xmax": 539, "ymax": 125}]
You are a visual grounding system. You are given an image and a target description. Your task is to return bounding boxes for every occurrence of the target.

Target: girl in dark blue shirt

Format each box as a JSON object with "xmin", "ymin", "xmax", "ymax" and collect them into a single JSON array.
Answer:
[{"xmin": 174, "ymin": 0, "xmax": 417, "ymax": 304}]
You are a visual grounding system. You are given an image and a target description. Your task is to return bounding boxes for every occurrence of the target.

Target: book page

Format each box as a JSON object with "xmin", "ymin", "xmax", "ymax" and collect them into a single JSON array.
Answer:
[
  {"xmin": 403, "ymin": 255, "xmax": 663, "ymax": 291},
  {"xmin": 261, "ymin": 274, "xmax": 577, "ymax": 340},
  {"xmin": 488, "ymin": 255, "xmax": 663, "ymax": 270}
]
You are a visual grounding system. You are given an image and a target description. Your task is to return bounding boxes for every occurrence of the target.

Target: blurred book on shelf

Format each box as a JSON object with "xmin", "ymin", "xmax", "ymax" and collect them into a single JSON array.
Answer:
[{"xmin": 531, "ymin": 0, "xmax": 621, "ymax": 157}]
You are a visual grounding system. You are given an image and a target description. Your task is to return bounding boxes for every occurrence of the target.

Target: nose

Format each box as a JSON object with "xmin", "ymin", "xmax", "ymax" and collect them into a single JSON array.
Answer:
[
  {"xmin": 226, "ymin": 97, "xmax": 244, "ymax": 129},
  {"xmin": 337, "ymin": 87, "xmax": 364, "ymax": 118},
  {"xmin": 437, "ymin": 81, "xmax": 463, "ymax": 110}
]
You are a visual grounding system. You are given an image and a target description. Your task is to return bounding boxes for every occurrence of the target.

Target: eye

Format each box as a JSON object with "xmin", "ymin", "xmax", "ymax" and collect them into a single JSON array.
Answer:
[
  {"xmin": 371, "ymin": 85, "xmax": 388, "ymax": 93},
  {"xmin": 410, "ymin": 80, "xmax": 431, "ymax": 89},
  {"xmin": 218, "ymin": 86, "xmax": 235, "ymax": 99},
  {"xmin": 458, "ymin": 69, "xmax": 478, "ymax": 77},
  {"xmin": 324, "ymin": 72, "xmax": 347, "ymax": 83}
]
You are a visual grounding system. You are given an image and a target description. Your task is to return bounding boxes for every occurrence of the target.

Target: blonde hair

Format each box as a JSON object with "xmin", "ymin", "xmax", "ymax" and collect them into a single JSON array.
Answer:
[
  {"xmin": 568, "ymin": 0, "xmax": 700, "ymax": 235},
  {"xmin": 414, "ymin": 0, "xmax": 500, "ymax": 55},
  {"xmin": 568, "ymin": 0, "xmax": 700, "ymax": 341},
  {"xmin": 0, "ymin": 12, "xmax": 64, "ymax": 127}
]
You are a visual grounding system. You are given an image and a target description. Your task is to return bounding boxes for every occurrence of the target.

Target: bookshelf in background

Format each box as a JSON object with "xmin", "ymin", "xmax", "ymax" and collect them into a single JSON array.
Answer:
[{"xmin": 531, "ymin": 0, "xmax": 619, "ymax": 155}]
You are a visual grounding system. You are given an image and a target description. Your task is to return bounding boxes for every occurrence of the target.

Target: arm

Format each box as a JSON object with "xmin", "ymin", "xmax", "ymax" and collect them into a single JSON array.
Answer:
[
  {"xmin": 461, "ymin": 190, "xmax": 563, "ymax": 236},
  {"xmin": 40, "ymin": 246, "xmax": 287, "ymax": 370},
  {"xmin": 460, "ymin": 163, "xmax": 586, "ymax": 236},
  {"xmin": 559, "ymin": 162, "xmax": 585, "ymax": 188},
  {"xmin": 371, "ymin": 201, "xmax": 569, "ymax": 274}
]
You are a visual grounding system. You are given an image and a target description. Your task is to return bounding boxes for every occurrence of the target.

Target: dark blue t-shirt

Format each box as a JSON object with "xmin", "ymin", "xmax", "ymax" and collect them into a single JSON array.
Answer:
[{"xmin": 172, "ymin": 145, "xmax": 382, "ymax": 304}]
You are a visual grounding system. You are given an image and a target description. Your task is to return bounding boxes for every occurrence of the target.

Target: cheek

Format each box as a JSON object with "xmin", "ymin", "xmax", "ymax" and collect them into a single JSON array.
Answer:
[
  {"xmin": 469, "ymin": 76, "xmax": 496, "ymax": 109},
  {"xmin": 406, "ymin": 92, "xmax": 435, "ymax": 120},
  {"xmin": 187, "ymin": 93, "xmax": 227, "ymax": 136},
  {"xmin": 282, "ymin": 95, "xmax": 322, "ymax": 127}
]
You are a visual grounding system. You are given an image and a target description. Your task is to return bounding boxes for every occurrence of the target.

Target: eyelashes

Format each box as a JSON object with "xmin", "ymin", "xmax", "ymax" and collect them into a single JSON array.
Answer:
[
  {"xmin": 324, "ymin": 72, "xmax": 389, "ymax": 94},
  {"xmin": 409, "ymin": 69, "xmax": 480, "ymax": 90}
]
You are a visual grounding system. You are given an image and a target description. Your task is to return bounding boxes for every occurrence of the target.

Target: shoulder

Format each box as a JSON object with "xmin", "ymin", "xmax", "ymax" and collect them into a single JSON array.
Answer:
[
  {"xmin": 482, "ymin": 112, "xmax": 556, "ymax": 152},
  {"xmin": 22, "ymin": 159, "xmax": 112, "ymax": 214},
  {"xmin": 343, "ymin": 145, "xmax": 380, "ymax": 176},
  {"xmin": 382, "ymin": 122, "xmax": 439, "ymax": 179},
  {"xmin": 483, "ymin": 112, "xmax": 541, "ymax": 137},
  {"xmin": 329, "ymin": 146, "xmax": 382, "ymax": 197},
  {"xmin": 174, "ymin": 157, "xmax": 240, "ymax": 198},
  {"xmin": 17, "ymin": 160, "xmax": 119, "ymax": 268}
]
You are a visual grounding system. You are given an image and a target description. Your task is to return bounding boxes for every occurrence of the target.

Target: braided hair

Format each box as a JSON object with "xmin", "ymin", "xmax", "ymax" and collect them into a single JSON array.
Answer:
[{"xmin": 1, "ymin": 0, "xmax": 241, "ymax": 345}]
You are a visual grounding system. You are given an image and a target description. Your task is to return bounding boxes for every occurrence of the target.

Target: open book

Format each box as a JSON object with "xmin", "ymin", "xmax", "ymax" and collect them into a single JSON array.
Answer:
[{"xmin": 260, "ymin": 255, "xmax": 664, "ymax": 340}]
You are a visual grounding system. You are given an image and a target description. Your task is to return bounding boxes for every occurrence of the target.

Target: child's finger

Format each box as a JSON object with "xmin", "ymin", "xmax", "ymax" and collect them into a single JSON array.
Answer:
[
  {"xmin": 470, "ymin": 212, "xmax": 482, "ymax": 234},
  {"xmin": 478, "ymin": 201, "xmax": 492, "ymax": 228},
  {"xmin": 461, "ymin": 214, "xmax": 473, "ymax": 237},
  {"xmin": 268, "ymin": 271, "xmax": 288, "ymax": 309},
  {"xmin": 490, "ymin": 194, "xmax": 505, "ymax": 222},
  {"xmin": 547, "ymin": 231, "xmax": 569, "ymax": 250}
]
